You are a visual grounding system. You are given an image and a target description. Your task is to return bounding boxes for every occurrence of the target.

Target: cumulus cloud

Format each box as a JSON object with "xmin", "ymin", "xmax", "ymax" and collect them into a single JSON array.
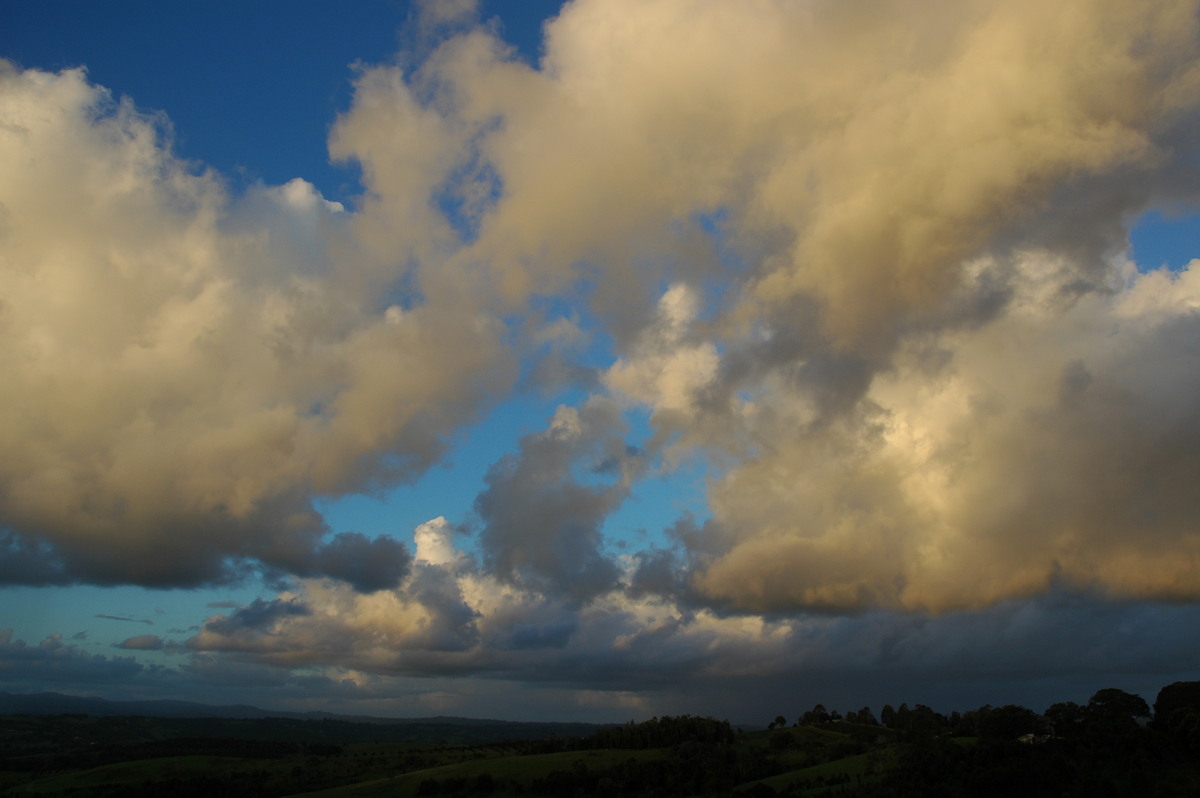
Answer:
[
  {"xmin": 356, "ymin": 0, "xmax": 1196, "ymax": 348},
  {"xmin": 191, "ymin": 578, "xmax": 478, "ymax": 674},
  {"xmin": 115, "ymin": 634, "xmax": 165, "ymax": 651},
  {"xmin": 390, "ymin": 0, "xmax": 1197, "ymax": 615},
  {"xmin": 201, "ymin": 597, "xmax": 312, "ymax": 638},
  {"xmin": 335, "ymin": 0, "xmax": 1198, "ymax": 610},
  {"xmin": 0, "ymin": 530, "xmax": 69, "ymax": 585},
  {"xmin": 416, "ymin": 0, "xmax": 479, "ymax": 29},
  {"xmin": 0, "ymin": 60, "xmax": 513, "ymax": 590},
  {"xmin": 605, "ymin": 283, "xmax": 719, "ymax": 426},
  {"xmin": 5, "ymin": 0, "xmax": 1200, "ymax": 718},
  {"xmin": 0, "ymin": 630, "xmax": 146, "ymax": 684},
  {"xmin": 413, "ymin": 517, "xmax": 463, "ymax": 566},
  {"xmin": 180, "ymin": 562, "xmax": 1200, "ymax": 720},
  {"xmin": 689, "ymin": 256, "xmax": 1200, "ymax": 613},
  {"xmin": 305, "ymin": 532, "xmax": 411, "ymax": 592},
  {"xmin": 475, "ymin": 399, "xmax": 638, "ymax": 602},
  {"xmin": 7, "ymin": 0, "xmax": 1197, "ymax": 606}
]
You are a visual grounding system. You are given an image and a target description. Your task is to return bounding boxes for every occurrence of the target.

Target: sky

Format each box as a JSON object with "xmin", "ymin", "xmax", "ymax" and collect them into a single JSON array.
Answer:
[{"xmin": 2, "ymin": 0, "xmax": 1200, "ymax": 725}]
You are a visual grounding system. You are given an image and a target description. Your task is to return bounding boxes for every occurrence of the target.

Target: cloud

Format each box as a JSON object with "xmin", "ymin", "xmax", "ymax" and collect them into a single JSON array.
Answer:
[
  {"xmin": 201, "ymin": 598, "xmax": 312, "ymax": 638},
  {"xmin": 475, "ymin": 399, "xmax": 636, "ymax": 602},
  {"xmin": 189, "ymin": 577, "xmax": 481, "ymax": 674},
  {"xmin": 413, "ymin": 517, "xmax": 464, "ymax": 567},
  {"xmin": 361, "ymin": 0, "xmax": 1196, "ymax": 350},
  {"xmin": 368, "ymin": 0, "xmax": 1195, "ymax": 615},
  {"xmin": 6, "ymin": 0, "xmax": 1197, "ymax": 607},
  {"xmin": 115, "ymin": 634, "xmax": 165, "ymax": 651},
  {"xmin": 605, "ymin": 283, "xmax": 720, "ymax": 425},
  {"xmin": 0, "ymin": 530, "xmax": 69, "ymax": 586},
  {"xmin": 0, "ymin": 630, "xmax": 146, "ymax": 685},
  {"xmin": 416, "ymin": 0, "xmax": 479, "ymax": 29},
  {"xmin": 176, "ymin": 565, "xmax": 1200, "ymax": 721},
  {"xmin": 688, "ymin": 256, "xmax": 1200, "ymax": 613},
  {"xmin": 4, "ymin": 0, "xmax": 1200, "ymax": 719},
  {"xmin": 322, "ymin": 0, "xmax": 1200, "ymax": 618},
  {"xmin": 0, "ymin": 60, "xmax": 515, "ymax": 590},
  {"xmin": 95, "ymin": 614, "xmax": 153, "ymax": 625},
  {"xmin": 305, "ymin": 532, "xmax": 412, "ymax": 593}
]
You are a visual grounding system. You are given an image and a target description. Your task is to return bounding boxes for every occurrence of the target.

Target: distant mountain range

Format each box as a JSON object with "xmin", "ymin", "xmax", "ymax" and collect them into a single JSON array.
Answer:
[{"xmin": 0, "ymin": 690, "xmax": 604, "ymax": 733}]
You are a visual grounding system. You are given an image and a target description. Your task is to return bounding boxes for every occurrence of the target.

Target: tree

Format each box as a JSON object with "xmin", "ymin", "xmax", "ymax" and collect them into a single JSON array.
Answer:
[
  {"xmin": 905, "ymin": 704, "xmax": 947, "ymax": 736},
  {"xmin": 1087, "ymin": 688, "xmax": 1150, "ymax": 732},
  {"xmin": 977, "ymin": 704, "xmax": 1040, "ymax": 741},
  {"xmin": 800, "ymin": 704, "xmax": 830, "ymax": 726},
  {"xmin": 1153, "ymin": 681, "xmax": 1200, "ymax": 729},
  {"xmin": 1154, "ymin": 681, "xmax": 1200, "ymax": 756},
  {"xmin": 1044, "ymin": 701, "xmax": 1086, "ymax": 738},
  {"xmin": 848, "ymin": 707, "xmax": 878, "ymax": 726}
]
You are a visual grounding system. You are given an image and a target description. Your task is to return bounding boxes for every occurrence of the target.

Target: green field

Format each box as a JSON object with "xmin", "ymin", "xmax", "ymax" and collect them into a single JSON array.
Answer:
[
  {"xmin": 6, "ymin": 692, "xmax": 1199, "ymax": 797},
  {"xmin": 296, "ymin": 747, "xmax": 669, "ymax": 797},
  {"xmin": 20, "ymin": 755, "xmax": 259, "ymax": 794}
]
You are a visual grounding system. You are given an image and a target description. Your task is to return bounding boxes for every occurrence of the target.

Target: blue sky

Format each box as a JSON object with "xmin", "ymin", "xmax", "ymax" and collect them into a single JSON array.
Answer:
[
  {"xmin": 3, "ymin": 0, "xmax": 1200, "ymax": 723},
  {"xmin": 4, "ymin": 1, "xmax": 565, "ymax": 199}
]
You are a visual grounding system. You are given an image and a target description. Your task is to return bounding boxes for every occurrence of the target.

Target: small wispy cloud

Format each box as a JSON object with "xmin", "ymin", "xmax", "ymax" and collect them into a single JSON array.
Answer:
[
  {"xmin": 95, "ymin": 614, "xmax": 153, "ymax": 625},
  {"xmin": 114, "ymin": 634, "xmax": 164, "ymax": 651}
]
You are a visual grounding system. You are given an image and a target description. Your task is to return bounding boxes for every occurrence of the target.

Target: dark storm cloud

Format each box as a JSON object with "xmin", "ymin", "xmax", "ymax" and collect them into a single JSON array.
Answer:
[
  {"xmin": 0, "ymin": 530, "xmax": 69, "ymax": 586},
  {"xmin": 11, "ymin": 586, "xmax": 1200, "ymax": 724},
  {"xmin": 306, "ymin": 532, "xmax": 412, "ymax": 593},
  {"xmin": 475, "ymin": 399, "xmax": 637, "ymax": 602},
  {"xmin": 203, "ymin": 598, "xmax": 311, "ymax": 637},
  {"xmin": 403, "ymin": 563, "xmax": 480, "ymax": 651},
  {"xmin": 0, "ymin": 630, "xmax": 145, "ymax": 684},
  {"xmin": 626, "ymin": 548, "xmax": 685, "ymax": 600},
  {"xmin": 504, "ymin": 621, "xmax": 576, "ymax": 651}
]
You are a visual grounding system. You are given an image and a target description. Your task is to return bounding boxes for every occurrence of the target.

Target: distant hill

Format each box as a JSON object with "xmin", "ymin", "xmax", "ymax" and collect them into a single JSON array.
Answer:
[
  {"xmin": 0, "ymin": 690, "xmax": 278, "ymax": 719},
  {"xmin": 0, "ymin": 690, "xmax": 605, "ymax": 737}
]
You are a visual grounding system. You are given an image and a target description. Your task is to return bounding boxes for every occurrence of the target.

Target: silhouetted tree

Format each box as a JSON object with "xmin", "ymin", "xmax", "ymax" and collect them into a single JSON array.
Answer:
[
  {"xmin": 845, "ymin": 706, "xmax": 878, "ymax": 726},
  {"xmin": 907, "ymin": 704, "xmax": 947, "ymax": 736},
  {"xmin": 1044, "ymin": 701, "xmax": 1086, "ymax": 739},
  {"xmin": 1153, "ymin": 681, "xmax": 1200, "ymax": 729},
  {"xmin": 1087, "ymin": 688, "xmax": 1150, "ymax": 732},
  {"xmin": 1154, "ymin": 681, "xmax": 1200, "ymax": 757},
  {"xmin": 977, "ymin": 704, "xmax": 1040, "ymax": 741}
]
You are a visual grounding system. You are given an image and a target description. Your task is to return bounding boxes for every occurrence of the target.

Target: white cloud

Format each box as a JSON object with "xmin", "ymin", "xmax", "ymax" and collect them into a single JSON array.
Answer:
[
  {"xmin": 605, "ymin": 284, "xmax": 719, "ymax": 420},
  {"xmin": 0, "ymin": 61, "xmax": 514, "ymax": 587},
  {"xmin": 413, "ymin": 517, "xmax": 462, "ymax": 566},
  {"xmin": 692, "ymin": 255, "xmax": 1200, "ymax": 612},
  {"xmin": 5, "ymin": 0, "xmax": 1200, "ymax": 716}
]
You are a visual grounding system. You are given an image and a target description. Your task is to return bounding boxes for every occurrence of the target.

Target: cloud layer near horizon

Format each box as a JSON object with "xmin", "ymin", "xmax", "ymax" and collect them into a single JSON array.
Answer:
[{"xmin": 3, "ymin": 0, "xmax": 1200, "ymax": 713}]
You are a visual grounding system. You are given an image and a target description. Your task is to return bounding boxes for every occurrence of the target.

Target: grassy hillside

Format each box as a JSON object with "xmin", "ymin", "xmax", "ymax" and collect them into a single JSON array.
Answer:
[{"xmin": 6, "ymin": 682, "xmax": 1200, "ymax": 796}]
